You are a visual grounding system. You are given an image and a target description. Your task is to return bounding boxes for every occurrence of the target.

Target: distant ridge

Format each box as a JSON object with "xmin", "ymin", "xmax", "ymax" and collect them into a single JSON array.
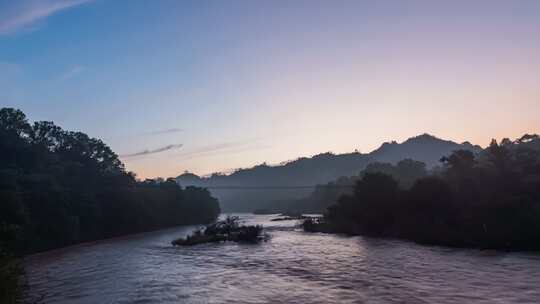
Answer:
[
  {"xmin": 177, "ymin": 134, "xmax": 481, "ymax": 211},
  {"xmin": 369, "ymin": 133, "xmax": 482, "ymax": 167}
]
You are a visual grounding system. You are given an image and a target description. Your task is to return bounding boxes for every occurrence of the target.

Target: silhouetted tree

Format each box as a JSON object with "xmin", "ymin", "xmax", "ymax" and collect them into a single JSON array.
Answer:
[
  {"xmin": 294, "ymin": 159, "xmax": 427, "ymax": 212},
  {"xmin": 0, "ymin": 108, "xmax": 220, "ymax": 254},
  {"xmin": 308, "ymin": 136, "xmax": 540, "ymax": 250}
]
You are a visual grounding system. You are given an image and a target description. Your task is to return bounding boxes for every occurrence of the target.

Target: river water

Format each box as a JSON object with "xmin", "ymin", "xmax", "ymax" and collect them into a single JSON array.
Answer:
[{"xmin": 22, "ymin": 214, "xmax": 540, "ymax": 304}]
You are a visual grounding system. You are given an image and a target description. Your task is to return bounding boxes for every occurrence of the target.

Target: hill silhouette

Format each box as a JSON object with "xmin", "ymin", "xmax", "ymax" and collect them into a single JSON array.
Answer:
[
  {"xmin": 177, "ymin": 134, "xmax": 481, "ymax": 211},
  {"xmin": 370, "ymin": 133, "xmax": 482, "ymax": 167},
  {"xmin": 303, "ymin": 134, "xmax": 540, "ymax": 250}
]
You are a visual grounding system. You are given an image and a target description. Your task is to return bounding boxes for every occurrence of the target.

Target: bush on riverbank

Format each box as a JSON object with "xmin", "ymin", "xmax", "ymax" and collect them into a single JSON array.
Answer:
[
  {"xmin": 304, "ymin": 136, "xmax": 540, "ymax": 250},
  {"xmin": 172, "ymin": 216, "xmax": 264, "ymax": 246}
]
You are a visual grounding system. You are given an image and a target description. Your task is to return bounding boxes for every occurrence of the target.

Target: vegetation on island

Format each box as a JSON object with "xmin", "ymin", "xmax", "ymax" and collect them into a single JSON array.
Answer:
[
  {"xmin": 270, "ymin": 211, "xmax": 309, "ymax": 221},
  {"xmin": 172, "ymin": 216, "xmax": 264, "ymax": 246},
  {"xmin": 0, "ymin": 108, "xmax": 221, "ymax": 302},
  {"xmin": 303, "ymin": 135, "xmax": 540, "ymax": 250}
]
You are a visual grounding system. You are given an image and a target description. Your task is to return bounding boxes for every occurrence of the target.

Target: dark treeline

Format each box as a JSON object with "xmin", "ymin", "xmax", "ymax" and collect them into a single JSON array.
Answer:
[
  {"xmin": 177, "ymin": 152, "xmax": 373, "ymax": 212},
  {"xmin": 304, "ymin": 135, "xmax": 540, "ymax": 250},
  {"xmin": 0, "ymin": 108, "xmax": 220, "ymax": 256},
  {"xmin": 177, "ymin": 133, "xmax": 479, "ymax": 212},
  {"xmin": 293, "ymin": 159, "xmax": 428, "ymax": 212}
]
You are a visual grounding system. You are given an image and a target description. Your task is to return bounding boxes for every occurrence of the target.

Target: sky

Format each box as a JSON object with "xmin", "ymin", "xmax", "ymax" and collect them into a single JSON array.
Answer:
[{"xmin": 1, "ymin": 0, "xmax": 539, "ymax": 178}]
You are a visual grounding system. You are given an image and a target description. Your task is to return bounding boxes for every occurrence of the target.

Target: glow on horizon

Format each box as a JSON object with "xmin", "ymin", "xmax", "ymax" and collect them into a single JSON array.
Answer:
[{"xmin": 1, "ymin": 1, "xmax": 539, "ymax": 178}]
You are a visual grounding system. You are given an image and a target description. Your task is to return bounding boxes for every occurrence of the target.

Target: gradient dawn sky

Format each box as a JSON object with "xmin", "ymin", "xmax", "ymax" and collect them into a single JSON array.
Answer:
[{"xmin": 1, "ymin": 0, "xmax": 539, "ymax": 178}]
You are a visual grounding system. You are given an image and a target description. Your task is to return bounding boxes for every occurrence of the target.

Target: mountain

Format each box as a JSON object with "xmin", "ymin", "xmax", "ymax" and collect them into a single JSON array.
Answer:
[
  {"xmin": 177, "ymin": 134, "xmax": 481, "ymax": 212},
  {"xmin": 178, "ymin": 152, "xmax": 374, "ymax": 212},
  {"xmin": 370, "ymin": 133, "xmax": 482, "ymax": 167}
]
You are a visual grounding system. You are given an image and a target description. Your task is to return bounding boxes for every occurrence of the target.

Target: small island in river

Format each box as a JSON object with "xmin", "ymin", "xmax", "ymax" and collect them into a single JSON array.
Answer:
[{"xmin": 172, "ymin": 216, "xmax": 265, "ymax": 246}]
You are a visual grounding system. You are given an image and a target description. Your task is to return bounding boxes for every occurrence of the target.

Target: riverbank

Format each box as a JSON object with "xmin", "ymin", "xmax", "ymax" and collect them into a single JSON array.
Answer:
[
  {"xmin": 302, "ymin": 217, "xmax": 540, "ymax": 251},
  {"xmin": 6, "ymin": 221, "xmax": 222, "ymax": 303},
  {"xmin": 0, "ymin": 256, "xmax": 21, "ymax": 304},
  {"xmin": 21, "ymin": 214, "xmax": 540, "ymax": 303}
]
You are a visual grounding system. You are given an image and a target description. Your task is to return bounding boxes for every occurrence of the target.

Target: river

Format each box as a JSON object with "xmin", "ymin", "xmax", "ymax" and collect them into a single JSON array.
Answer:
[{"xmin": 22, "ymin": 214, "xmax": 540, "ymax": 304}]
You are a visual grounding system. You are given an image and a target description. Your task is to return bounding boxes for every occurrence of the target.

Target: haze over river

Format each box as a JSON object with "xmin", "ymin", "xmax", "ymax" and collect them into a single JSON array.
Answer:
[{"xmin": 23, "ymin": 214, "xmax": 540, "ymax": 304}]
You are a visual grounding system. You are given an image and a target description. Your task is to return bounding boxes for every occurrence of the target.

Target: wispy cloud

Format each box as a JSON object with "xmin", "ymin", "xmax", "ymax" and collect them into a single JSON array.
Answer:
[
  {"xmin": 177, "ymin": 139, "xmax": 269, "ymax": 160},
  {"xmin": 180, "ymin": 142, "xmax": 246, "ymax": 157},
  {"xmin": 0, "ymin": 0, "xmax": 92, "ymax": 35},
  {"xmin": 121, "ymin": 144, "xmax": 183, "ymax": 158},
  {"xmin": 102, "ymin": 128, "xmax": 184, "ymax": 142},
  {"xmin": 58, "ymin": 65, "xmax": 85, "ymax": 82},
  {"xmin": 146, "ymin": 128, "xmax": 184, "ymax": 136}
]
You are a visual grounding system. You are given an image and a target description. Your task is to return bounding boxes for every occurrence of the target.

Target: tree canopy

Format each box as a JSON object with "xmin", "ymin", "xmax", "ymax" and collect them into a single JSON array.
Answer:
[
  {"xmin": 305, "ymin": 137, "xmax": 540, "ymax": 250},
  {"xmin": 0, "ymin": 108, "xmax": 220, "ymax": 254}
]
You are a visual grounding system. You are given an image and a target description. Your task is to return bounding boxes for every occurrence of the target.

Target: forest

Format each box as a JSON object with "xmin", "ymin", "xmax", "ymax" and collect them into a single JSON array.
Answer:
[
  {"xmin": 0, "ymin": 108, "xmax": 220, "ymax": 255},
  {"xmin": 304, "ymin": 135, "xmax": 540, "ymax": 250},
  {"xmin": 177, "ymin": 133, "xmax": 478, "ymax": 212},
  {"xmin": 292, "ymin": 159, "xmax": 428, "ymax": 212}
]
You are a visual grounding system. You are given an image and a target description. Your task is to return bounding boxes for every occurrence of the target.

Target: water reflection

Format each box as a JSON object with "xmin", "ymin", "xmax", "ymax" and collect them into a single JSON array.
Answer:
[{"xmin": 23, "ymin": 214, "xmax": 540, "ymax": 304}]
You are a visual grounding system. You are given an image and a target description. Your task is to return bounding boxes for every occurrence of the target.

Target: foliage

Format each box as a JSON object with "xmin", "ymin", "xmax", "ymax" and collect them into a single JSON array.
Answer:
[
  {"xmin": 293, "ymin": 159, "xmax": 427, "ymax": 213},
  {"xmin": 172, "ymin": 216, "xmax": 264, "ymax": 246},
  {"xmin": 306, "ymin": 136, "xmax": 540, "ymax": 250},
  {"xmin": 177, "ymin": 133, "xmax": 478, "ymax": 212},
  {"xmin": 0, "ymin": 108, "xmax": 220, "ymax": 254},
  {"xmin": 0, "ymin": 255, "xmax": 21, "ymax": 304}
]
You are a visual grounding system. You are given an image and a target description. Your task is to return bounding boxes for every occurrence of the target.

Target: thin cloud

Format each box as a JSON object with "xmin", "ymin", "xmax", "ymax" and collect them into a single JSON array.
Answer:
[
  {"xmin": 180, "ymin": 142, "xmax": 246, "ymax": 157},
  {"xmin": 177, "ymin": 139, "xmax": 269, "ymax": 160},
  {"xmin": 121, "ymin": 144, "xmax": 183, "ymax": 158},
  {"xmin": 58, "ymin": 65, "xmax": 85, "ymax": 82},
  {"xmin": 146, "ymin": 128, "xmax": 184, "ymax": 136},
  {"xmin": 0, "ymin": 0, "xmax": 93, "ymax": 35},
  {"xmin": 101, "ymin": 128, "xmax": 184, "ymax": 142}
]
